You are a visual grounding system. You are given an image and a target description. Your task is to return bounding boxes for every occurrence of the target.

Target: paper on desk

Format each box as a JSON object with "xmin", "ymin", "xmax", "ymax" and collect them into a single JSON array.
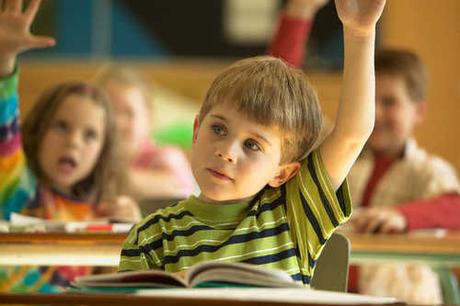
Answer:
[
  {"xmin": 8, "ymin": 213, "xmax": 133, "ymax": 233},
  {"xmin": 137, "ymin": 288, "xmax": 401, "ymax": 305}
]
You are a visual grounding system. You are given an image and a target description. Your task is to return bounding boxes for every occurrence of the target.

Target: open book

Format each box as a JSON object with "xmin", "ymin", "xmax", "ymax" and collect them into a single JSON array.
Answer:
[{"xmin": 72, "ymin": 262, "xmax": 303, "ymax": 290}]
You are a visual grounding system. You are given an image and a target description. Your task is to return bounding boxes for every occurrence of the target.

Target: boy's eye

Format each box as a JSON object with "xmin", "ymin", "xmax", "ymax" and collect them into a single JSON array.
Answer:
[
  {"xmin": 211, "ymin": 124, "xmax": 226, "ymax": 136},
  {"xmin": 244, "ymin": 139, "xmax": 261, "ymax": 152}
]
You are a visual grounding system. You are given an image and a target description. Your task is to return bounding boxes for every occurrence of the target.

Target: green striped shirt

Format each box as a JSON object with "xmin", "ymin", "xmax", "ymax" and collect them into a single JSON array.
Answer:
[{"xmin": 119, "ymin": 150, "xmax": 351, "ymax": 286}]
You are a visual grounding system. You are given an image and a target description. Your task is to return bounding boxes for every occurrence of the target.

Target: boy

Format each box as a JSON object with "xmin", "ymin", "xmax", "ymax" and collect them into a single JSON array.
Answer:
[
  {"xmin": 348, "ymin": 49, "xmax": 459, "ymax": 233},
  {"xmin": 346, "ymin": 49, "xmax": 460, "ymax": 304},
  {"xmin": 120, "ymin": 0, "xmax": 386, "ymax": 287}
]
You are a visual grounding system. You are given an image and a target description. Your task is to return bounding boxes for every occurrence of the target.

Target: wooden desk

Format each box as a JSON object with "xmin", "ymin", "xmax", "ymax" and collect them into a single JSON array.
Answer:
[
  {"xmin": 0, "ymin": 233, "xmax": 125, "ymax": 266},
  {"xmin": 344, "ymin": 232, "xmax": 460, "ymax": 305},
  {"xmin": 0, "ymin": 232, "xmax": 458, "ymax": 304},
  {"xmin": 0, "ymin": 290, "xmax": 403, "ymax": 306},
  {"xmin": 346, "ymin": 232, "xmax": 460, "ymax": 267},
  {"xmin": 2, "ymin": 232, "xmax": 459, "ymax": 267}
]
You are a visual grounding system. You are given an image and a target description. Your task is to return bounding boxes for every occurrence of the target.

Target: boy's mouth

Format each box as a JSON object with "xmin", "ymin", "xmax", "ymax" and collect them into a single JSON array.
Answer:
[{"xmin": 207, "ymin": 168, "xmax": 233, "ymax": 181}]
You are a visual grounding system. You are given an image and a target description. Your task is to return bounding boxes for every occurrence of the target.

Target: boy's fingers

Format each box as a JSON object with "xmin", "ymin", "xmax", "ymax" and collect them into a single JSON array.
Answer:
[{"xmin": 3, "ymin": 0, "xmax": 22, "ymax": 13}]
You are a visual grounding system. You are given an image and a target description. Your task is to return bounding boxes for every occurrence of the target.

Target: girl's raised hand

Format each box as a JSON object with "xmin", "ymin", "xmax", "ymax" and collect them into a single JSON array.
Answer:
[
  {"xmin": 334, "ymin": 0, "xmax": 386, "ymax": 37},
  {"xmin": 0, "ymin": 0, "xmax": 55, "ymax": 75}
]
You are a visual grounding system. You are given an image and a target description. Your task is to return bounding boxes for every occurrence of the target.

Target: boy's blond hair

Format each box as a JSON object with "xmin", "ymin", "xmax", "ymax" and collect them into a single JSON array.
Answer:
[
  {"xmin": 199, "ymin": 56, "xmax": 322, "ymax": 163},
  {"xmin": 376, "ymin": 49, "xmax": 428, "ymax": 102}
]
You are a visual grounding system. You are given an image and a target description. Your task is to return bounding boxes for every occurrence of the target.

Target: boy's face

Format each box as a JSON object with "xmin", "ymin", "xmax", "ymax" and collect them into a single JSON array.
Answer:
[
  {"xmin": 368, "ymin": 74, "xmax": 425, "ymax": 158},
  {"xmin": 191, "ymin": 102, "xmax": 298, "ymax": 203}
]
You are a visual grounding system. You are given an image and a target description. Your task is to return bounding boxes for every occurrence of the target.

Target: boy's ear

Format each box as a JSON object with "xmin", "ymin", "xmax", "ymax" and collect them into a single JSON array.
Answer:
[
  {"xmin": 193, "ymin": 116, "xmax": 200, "ymax": 144},
  {"xmin": 268, "ymin": 162, "xmax": 301, "ymax": 188}
]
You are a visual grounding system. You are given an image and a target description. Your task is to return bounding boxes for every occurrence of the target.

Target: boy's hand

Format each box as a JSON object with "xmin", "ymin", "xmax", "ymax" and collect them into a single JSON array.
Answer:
[
  {"xmin": 0, "ymin": 0, "xmax": 55, "ymax": 76},
  {"xmin": 285, "ymin": 0, "xmax": 329, "ymax": 19},
  {"xmin": 350, "ymin": 206, "xmax": 407, "ymax": 234},
  {"xmin": 335, "ymin": 0, "xmax": 386, "ymax": 37}
]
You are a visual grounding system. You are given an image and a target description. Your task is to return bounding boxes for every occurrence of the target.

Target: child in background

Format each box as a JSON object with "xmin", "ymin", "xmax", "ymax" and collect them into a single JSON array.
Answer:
[
  {"xmin": 347, "ymin": 49, "xmax": 460, "ymax": 305},
  {"xmin": 120, "ymin": 0, "xmax": 386, "ymax": 288},
  {"xmin": 94, "ymin": 65, "xmax": 195, "ymax": 202},
  {"xmin": 348, "ymin": 49, "xmax": 459, "ymax": 232},
  {"xmin": 0, "ymin": 0, "xmax": 140, "ymax": 292}
]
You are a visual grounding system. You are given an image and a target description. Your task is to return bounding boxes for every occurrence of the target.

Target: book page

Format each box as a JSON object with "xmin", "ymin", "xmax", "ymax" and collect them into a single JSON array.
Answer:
[
  {"xmin": 186, "ymin": 261, "xmax": 299, "ymax": 288},
  {"xmin": 74, "ymin": 270, "xmax": 188, "ymax": 288}
]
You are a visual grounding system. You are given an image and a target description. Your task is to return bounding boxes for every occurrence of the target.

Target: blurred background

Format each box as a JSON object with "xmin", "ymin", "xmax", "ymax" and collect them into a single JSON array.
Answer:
[
  {"xmin": 27, "ymin": 0, "xmax": 343, "ymax": 68},
  {"xmin": 19, "ymin": 0, "xmax": 460, "ymax": 172}
]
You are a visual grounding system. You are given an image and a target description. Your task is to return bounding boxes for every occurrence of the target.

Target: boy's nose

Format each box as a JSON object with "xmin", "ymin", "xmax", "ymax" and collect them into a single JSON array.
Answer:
[
  {"xmin": 215, "ymin": 146, "xmax": 237, "ymax": 164},
  {"xmin": 216, "ymin": 152, "xmax": 235, "ymax": 163}
]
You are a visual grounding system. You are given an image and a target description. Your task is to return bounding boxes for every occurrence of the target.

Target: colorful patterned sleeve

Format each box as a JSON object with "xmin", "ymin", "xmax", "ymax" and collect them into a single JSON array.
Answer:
[
  {"xmin": 285, "ymin": 149, "xmax": 352, "ymax": 274},
  {"xmin": 0, "ymin": 68, "xmax": 37, "ymax": 220}
]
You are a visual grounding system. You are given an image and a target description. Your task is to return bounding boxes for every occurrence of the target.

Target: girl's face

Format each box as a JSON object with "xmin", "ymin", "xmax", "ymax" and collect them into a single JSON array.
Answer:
[
  {"xmin": 104, "ymin": 80, "xmax": 150, "ymax": 159},
  {"xmin": 38, "ymin": 94, "xmax": 106, "ymax": 194}
]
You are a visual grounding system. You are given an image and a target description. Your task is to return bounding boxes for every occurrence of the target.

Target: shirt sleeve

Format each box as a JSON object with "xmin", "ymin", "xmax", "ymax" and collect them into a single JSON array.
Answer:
[
  {"xmin": 396, "ymin": 193, "xmax": 460, "ymax": 230},
  {"xmin": 285, "ymin": 149, "xmax": 352, "ymax": 267},
  {"xmin": 0, "ymin": 67, "xmax": 37, "ymax": 220},
  {"xmin": 417, "ymin": 156, "xmax": 460, "ymax": 198},
  {"xmin": 119, "ymin": 217, "xmax": 163, "ymax": 271},
  {"xmin": 267, "ymin": 13, "xmax": 313, "ymax": 68}
]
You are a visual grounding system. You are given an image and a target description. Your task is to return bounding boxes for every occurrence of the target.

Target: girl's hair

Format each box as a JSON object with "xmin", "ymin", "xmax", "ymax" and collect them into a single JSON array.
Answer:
[
  {"xmin": 21, "ymin": 82, "xmax": 119, "ymax": 203},
  {"xmin": 93, "ymin": 63, "xmax": 153, "ymax": 114},
  {"xmin": 199, "ymin": 56, "xmax": 322, "ymax": 163}
]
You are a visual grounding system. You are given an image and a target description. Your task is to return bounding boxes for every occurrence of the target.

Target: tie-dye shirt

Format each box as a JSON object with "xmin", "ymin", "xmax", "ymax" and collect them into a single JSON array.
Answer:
[{"xmin": 0, "ymin": 69, "xmax": 95, "ymax": 293}]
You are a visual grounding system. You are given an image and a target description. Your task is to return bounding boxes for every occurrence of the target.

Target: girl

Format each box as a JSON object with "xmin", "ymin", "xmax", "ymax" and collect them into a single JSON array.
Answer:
[
  {"xmin": 0, "ymin": 0, "xmax": 140, "ymax": 292},
  {"xmin": 93, "ymin": 64, "xmax": 195, "ymax": 202}
]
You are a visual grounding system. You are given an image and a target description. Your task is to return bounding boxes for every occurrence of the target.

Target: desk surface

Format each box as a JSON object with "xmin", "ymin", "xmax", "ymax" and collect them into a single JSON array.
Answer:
[
  {"xmin": 2, "ymin": 231, "xmax": 460, "ymax": 252},
  {"xmin": 0, "ymin": 290, "xmax": 403, "ymax": 306},
  {"xmin": 1, "ymin": 231, "xmax": 460, "ymax": 266}
]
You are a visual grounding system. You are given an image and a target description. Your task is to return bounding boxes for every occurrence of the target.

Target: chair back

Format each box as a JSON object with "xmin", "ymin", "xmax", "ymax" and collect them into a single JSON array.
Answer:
[{"xmin": 311, "ymin": 232, "xmax": 350, "ymax": 292}]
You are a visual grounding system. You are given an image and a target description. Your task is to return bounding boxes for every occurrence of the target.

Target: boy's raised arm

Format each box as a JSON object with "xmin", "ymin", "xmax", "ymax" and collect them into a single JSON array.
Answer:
[
  {"xmin": 0, "ymin": 0, "xmax": 55, "ymax": 77},
  {"xmin": 319, "ymin": 0, "xmax": 385, "ymax": 189}
]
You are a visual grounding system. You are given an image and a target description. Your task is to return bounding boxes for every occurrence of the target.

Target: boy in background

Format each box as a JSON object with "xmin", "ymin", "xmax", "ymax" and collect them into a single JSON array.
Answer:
[
  {"xmin": 349, "ymin": 49, "xmax": 459, "ymax": 233},
  {"xmin": 348, "ymin": 49, "xmax": 460, "ymax": 305}
]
